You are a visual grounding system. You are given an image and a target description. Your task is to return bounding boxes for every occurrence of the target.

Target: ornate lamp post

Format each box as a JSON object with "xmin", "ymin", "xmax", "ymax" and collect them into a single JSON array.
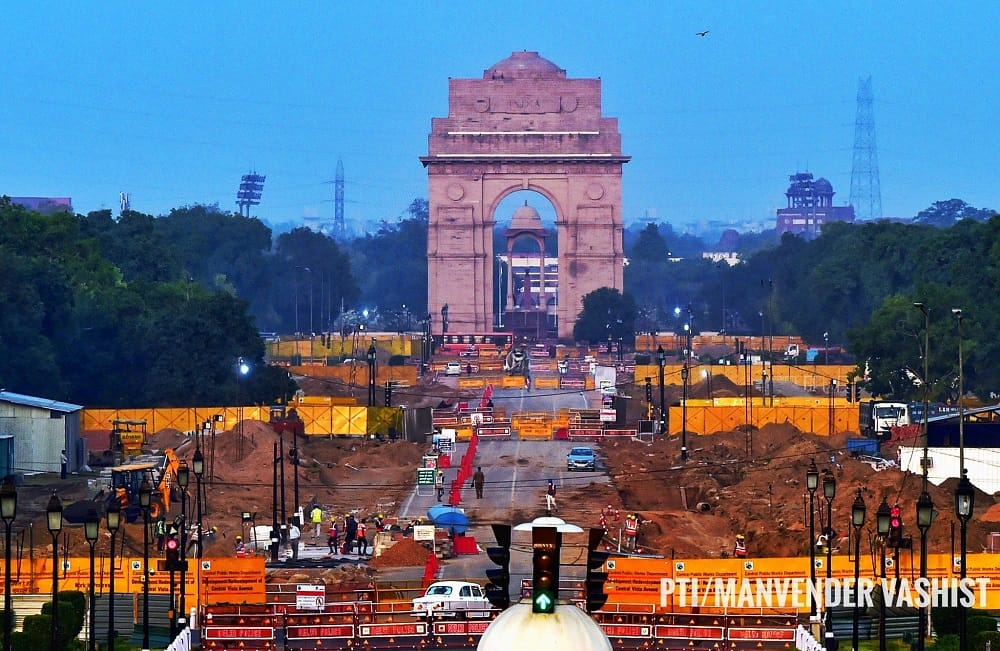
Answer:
[
  {"xmin": 1, "ymin": 478, "xmax": 17, "ymax": 651},
  {"xmin": 192, "ymin": 448, "xmax": 204, "ymax": 559},
  {"xmin": 680, "ymin": 364, "xmax": 689, "ymax": 461},
  {"xmin": 955, "ymin": 470, "xmax": 974, "ymax": 651},
  {"xmin": 367, "ymin": 339, "xmax": 377, "ymax": 407},
  {"xmin": 176, "ymin": 461, "xmax": 190, "ymax": 631},
  {"xmin": 916, "ymin": 491, "xmax": 933, "ymax": 651},
  {"xmin": 806, "ymin": 460, "xmax": 819, "ymax": 620},
  {"xmin": 851, "ymin": 489, "xmax": 866, "ymax": 651},
  {"xmin": 139, "ymin": 478, "xmax": 153, "ymax": 651},
  {"xmin": 84, "ymin": 508, "xmax": 100, "ymax": 651},
  {"xmin": 106, "ymin": 499, "xmax": 121, "ymax": 651},
  {"xmin": 46, "ymin": 491, "xmax": 63, "ymax": 651},
  {"xmin": 875, "ymin": 498, "xmax": 891, "ymax": 651},
  {"xmin": 822, "ymin": 470, "xmax": 836, "ymax": 651},
  {"xmin": 656, "ymin": 346, "xmax": 666, "ymax": 435}
]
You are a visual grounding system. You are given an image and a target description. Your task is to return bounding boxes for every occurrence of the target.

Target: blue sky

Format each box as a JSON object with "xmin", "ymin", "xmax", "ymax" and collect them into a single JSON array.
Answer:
[{"xmin": 2, "ymin": 2, "xmax": 997, "ymax": 232}]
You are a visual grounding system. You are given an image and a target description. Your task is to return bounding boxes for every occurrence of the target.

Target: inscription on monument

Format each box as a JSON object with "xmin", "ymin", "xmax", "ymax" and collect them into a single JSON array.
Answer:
[{"xmin": 476, "ymin": 96, "xmax": 572, "ymax": 114}]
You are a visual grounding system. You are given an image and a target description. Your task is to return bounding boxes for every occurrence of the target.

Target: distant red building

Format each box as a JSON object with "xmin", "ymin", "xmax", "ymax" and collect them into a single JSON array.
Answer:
[{"xmin": 775, "ymin": 173, "xmax": 854, "ymax": 239}]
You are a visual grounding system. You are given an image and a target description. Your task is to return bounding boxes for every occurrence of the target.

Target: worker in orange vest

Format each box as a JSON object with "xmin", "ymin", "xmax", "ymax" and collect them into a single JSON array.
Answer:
[
  {"xmin": 623, "ymin": 514, "xmax": 639, "ymax": 551},
  {"xmin": 734, "ymin": 534, "xmax": 748, "ymax": 558}
]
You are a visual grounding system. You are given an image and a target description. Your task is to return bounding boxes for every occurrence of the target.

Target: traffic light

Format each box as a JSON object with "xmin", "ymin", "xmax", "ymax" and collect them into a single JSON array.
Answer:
[
  {"xmin": 384, "ymin": 381, "xmax": 393, "ymax": 407},
  {"xmin": 484, "ymin": 523, "xmax": 511, "ymax": 610},
  {"xmin": 645, "ymin": 377, "xmax": 653, "ymax": 404},
  {"xmin": 165, "ymin": 527, "xmax": 181, "ymax": 571},
  {"xmin": 586, "ymin": 528, "xmax": 610, "ymax": 613},
  {"xmin": 845, "ymin": 382, "xmax": 856, "ymax": 402},
  {"xmin": 889, "ymin": 503, "xmax": 903, "ymax": 546},
  {"xmin": 532, "ymin": 526, "xmax": 559, "ymax": 614}
]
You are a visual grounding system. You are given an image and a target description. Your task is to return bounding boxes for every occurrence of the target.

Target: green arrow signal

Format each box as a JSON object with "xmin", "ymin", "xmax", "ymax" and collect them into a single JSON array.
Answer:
[{"xmin": 533, "ymin": 592, "xmax": 553, "ymax": 612}]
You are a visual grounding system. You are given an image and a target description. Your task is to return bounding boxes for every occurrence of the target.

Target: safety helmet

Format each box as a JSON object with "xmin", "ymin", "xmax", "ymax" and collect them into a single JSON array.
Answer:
[
  {"xmin": 212, "ymin": 526, "xmax": 218, "ymax": 532},
  {"xmin": 378, "ymin": 513, "xmax": 384, "ymax": 518},
  {"xmin": 736, "ymin": 534, "xmax": 745, "ymax": 540},
  {"xmin": 236, "ymin": 536, "xmax": 242, "ymax": 540}
]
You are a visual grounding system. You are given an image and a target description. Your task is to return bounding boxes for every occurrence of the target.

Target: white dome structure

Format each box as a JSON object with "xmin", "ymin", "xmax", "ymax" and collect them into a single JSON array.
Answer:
[{"xmin": 478, "ymin": 602, "xmax": 611, "ymax": 651}]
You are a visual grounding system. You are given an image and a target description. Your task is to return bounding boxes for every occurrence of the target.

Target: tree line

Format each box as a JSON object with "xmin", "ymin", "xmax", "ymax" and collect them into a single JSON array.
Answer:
[{"xmin": 1, "ymin": 195, "xmax": 996, "ymax": 406}]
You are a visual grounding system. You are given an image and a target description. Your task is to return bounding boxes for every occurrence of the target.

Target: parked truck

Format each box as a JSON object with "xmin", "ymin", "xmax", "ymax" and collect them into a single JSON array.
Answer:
[{"xmin": 858, "ymin": 400, "xmax": 910, "ymax": 439}]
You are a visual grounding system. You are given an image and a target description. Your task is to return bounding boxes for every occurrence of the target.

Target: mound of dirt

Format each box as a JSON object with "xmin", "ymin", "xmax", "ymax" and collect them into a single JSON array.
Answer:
[
  {"xmin": 595, "ymin": 423, "xmax": 995, "ymax": 558},
  {"xmin": 369, "ymin": 537, "xmax": 432, "ymax": 569}
]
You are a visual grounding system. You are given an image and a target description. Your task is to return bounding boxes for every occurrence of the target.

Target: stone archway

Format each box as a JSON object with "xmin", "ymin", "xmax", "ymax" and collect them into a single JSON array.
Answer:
[{"xmin": 421, "ymin": 51, "xmax": 629, "ymax": 341}]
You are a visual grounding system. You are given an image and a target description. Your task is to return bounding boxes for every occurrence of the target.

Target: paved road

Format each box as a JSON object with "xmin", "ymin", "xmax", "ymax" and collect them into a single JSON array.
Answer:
[{"xmin": 273, "ymin": 383, "xmax": 606, "ymax": 586}]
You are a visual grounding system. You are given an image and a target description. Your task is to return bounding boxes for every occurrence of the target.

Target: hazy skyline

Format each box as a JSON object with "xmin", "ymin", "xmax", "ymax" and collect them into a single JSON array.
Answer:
[{"xmin": 3, "ymin": 2, "xmax": 997, "ymax": 230}]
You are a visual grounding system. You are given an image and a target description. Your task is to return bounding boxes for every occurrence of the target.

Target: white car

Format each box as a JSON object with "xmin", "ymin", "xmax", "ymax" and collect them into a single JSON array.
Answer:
[
  {"xmin": 411, "ymin": 581, "xmax": 491, "ymax": 617},
  {"xmin": 444, "ymin": 362, "xmax": 463, "ymax": 376}
]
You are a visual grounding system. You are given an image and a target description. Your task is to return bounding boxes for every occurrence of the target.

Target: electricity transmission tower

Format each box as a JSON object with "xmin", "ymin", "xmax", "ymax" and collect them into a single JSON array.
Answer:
[
  {"xmin": 334, "ymin": 158, "xmax": 345, "ymax": 239},
  {"xmin": 850, "ymin": 76, "xmax": 882, "ymax": 221}
]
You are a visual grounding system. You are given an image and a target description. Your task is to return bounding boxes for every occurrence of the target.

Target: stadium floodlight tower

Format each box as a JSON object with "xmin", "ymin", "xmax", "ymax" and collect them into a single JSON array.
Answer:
[{"xmin": 236, "ymin": 172, "xmax": 266, "ymax": 217}]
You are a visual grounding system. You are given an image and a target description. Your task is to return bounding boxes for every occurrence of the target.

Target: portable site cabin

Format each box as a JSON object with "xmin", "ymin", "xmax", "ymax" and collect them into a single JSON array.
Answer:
[{"xmin": 0, "ymin": 390, "xmax": 84, "ymax": 479}]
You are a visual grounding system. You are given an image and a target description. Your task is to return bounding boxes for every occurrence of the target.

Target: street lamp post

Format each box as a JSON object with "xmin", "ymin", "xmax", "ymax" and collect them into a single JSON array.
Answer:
[
  {"xmin": 656, "ymin": 346, "xmax": 666, "ymax": 435},
  {"xmin": 367, "ymin": 340, "xmax": 377, "ymax": 407},
  {"xmin": 139, "ymin": 478, "xmax": 153, "ymax": 651},
  {"xmin": 271, "ymin": 441, "xmax": 280, "ymax": 563},
  {"xmin": 106, "ymin": 500, "xmax": 121, "ymax": 651},
  {"xmin": 916, "ymin": 491, "xmax": 934, "ymax": 651},
  {"xmin": 176, "ymin": 461, "xmax": 190, "ymax": 631},
  {"xmin": 236, "ymin": 357, "xmax": 250, "ymax": 460},
  {"xmin": 952, "ymin": 307, "xmax": 969, "ymax": 651},
  {"xmin": 824, "ymin": 331, "xmax": 829, "ymax": 365},
  {"xmin": 1, "ymin": 478, "xmax": 17, "ymax": 651},
  {"xmin": 806, "ymin": 460, "xmax": 819, "ymax": 620},
  {"xmin": 680, "ymin": 364, "xmax": 689, "ymax": 461},
  {"xmin": 822, "ymin": 471, "xmax": 837, "ymax": 651},
  {"xmin": 46, "ymin": 491, "xmax": 63, "ymax": 651},
  {"xmin": 956, "ymin": 470, "xmax": 974, "ymax": 651},
  {"xmin": 913, "ymin": 303, "xmax": 931, "ymax": 476},
  {"xmin": 876, "ymin": 498, "xmax": 891, "ymax": 651},
  {"xmin": 192, "ymin": 448, "xmax": 204, "ymax": 559},
  {"xmin": 84, "ymin": 508, "xmax": 100, "ymax": 651},
  {"xmin": 953, "ymin": 309, "xmax": 965, "ymax": 469},
  {"xmin": 851, "ymin": 489, "xmax": 866, "ymax": 651}
]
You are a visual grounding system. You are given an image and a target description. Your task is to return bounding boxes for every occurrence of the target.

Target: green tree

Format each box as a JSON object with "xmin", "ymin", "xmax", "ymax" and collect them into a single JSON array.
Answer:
[
  {"xmin": 913, "ymin": 199, "xmax": 996, "ymax": 227},
  {"xmin": 573, "ymin": 287, "xmax": 637, "ymax": 343},
  {"xmin": 350, "ymin": 198, "xmax": 428, "ymax": 317}
]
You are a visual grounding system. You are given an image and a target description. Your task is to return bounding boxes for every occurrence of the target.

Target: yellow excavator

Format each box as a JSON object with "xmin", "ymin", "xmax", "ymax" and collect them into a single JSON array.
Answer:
[{"xmin": 65, "ymin": 448, "xmax": 182, "ymax": 524}]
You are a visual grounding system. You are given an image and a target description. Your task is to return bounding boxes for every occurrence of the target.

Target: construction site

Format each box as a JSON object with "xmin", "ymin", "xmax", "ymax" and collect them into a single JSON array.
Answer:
[{"xmin": 3, "ymin": 332, "xmax": 999, "ymax": 650}]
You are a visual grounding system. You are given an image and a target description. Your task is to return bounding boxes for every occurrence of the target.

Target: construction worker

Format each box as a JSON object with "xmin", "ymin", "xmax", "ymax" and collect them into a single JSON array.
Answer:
[
  {"xmin": 473, "ymin": 467, "xmax": 485, "ymax": 499},
  {"xmin": 288, "ymin": 518, "xmax": 301, "ymax": 560},
  {"xmin": 436, "ymin": 470, "xmax": 445, "ymax": 501},
  {"xmin": 310, "ymin": 504, "xmax": 323, "ymax": 538},
  {"xmin": 545, "ymin": 480, "xmax": 557, "ymax": 514},
  {"xmin": 328, "ymin": 518, "xmax": 339, "ymax": 554},
  {"xmin": 344, "ymin": 514, "xmax": 358, "ymax": 554},
  {"xmin": 734, "ymin": 534, "xmax": 748, "ymax": 558},
  {"xmin": 154, "ymin": 516, "xmax": 167, "ymax": 553},
  {"xmin": 235, "ymin": 536, "xmax": 246, "ymax": 557},
  {"xmin": 356, "ymin": 518, "xmax": 369, "ymax": 556},
  {"xmin": 623, "ymin": 514, "xmax": 639, "ymax": 551}
]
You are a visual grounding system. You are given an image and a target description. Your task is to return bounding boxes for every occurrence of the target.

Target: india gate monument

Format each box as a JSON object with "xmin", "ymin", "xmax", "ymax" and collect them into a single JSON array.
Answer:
[{"xmin": 422, "ymin": 51, "xmax": 629, "ymax": 341}]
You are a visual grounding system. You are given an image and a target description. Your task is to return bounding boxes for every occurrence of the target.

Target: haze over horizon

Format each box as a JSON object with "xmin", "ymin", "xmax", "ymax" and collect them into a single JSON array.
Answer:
[{"xmin": 3, "ymin": 2, "xmax": 997, "ymax": 231}]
